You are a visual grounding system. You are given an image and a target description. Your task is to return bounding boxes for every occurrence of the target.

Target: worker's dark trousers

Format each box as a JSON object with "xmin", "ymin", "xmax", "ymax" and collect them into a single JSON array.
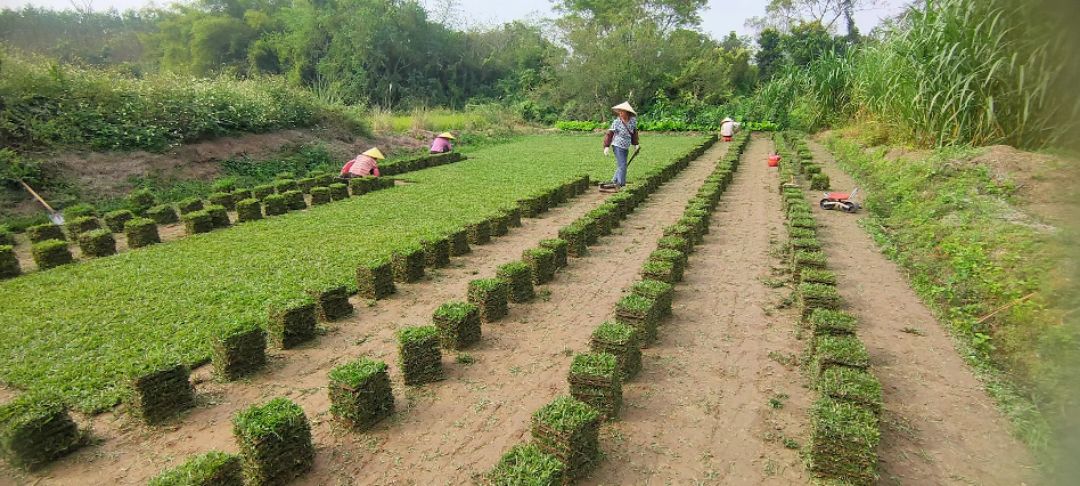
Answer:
[{"xmin": 612, "ymin": 146, "xmax": 629, "ymax": 186}]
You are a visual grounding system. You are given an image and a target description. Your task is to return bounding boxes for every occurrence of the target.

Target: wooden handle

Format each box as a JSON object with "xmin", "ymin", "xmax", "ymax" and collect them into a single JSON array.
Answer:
[{"xmin": 18, "ymin": 179, "xmax": 56, "ymax": 213}]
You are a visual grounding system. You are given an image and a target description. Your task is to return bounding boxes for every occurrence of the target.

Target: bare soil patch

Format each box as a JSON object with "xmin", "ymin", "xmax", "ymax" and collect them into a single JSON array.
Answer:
[{"xmin": 805, "ymin": 140, "xmax": 1038, "ymax": 485}]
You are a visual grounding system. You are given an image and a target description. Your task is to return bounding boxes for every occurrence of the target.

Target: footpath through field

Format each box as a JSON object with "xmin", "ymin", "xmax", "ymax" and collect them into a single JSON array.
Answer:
[
  {"xmin": 804, "ymin": 139, "xmax": 1037, "ymax": 484},
  {"xmin": 587, "ymin": 135, "xmax": 810, "ymax": 484},
  {"xmin": 18, "ymin": 140, "xmax": 728, "ymax": 484}
]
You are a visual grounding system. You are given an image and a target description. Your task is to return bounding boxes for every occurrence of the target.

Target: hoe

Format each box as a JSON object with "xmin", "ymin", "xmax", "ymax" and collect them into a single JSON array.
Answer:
[
  {"xmin": 600, "ymin": 146, "xmax": 642, "ymax": 193},
  {"xmin": 819, "ymin": 187, "xmax": 861, "ymax": 213}
]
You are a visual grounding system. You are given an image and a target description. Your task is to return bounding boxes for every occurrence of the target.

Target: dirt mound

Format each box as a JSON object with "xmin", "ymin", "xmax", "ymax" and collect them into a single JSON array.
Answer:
[{"xmin": 964, "ymin": 145, "xmax": 1078, "ymax": 226}]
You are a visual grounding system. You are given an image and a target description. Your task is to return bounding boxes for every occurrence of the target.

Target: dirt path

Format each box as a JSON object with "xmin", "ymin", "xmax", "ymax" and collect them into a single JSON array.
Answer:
[
  {"xmin": 586, "ymin": 135, "xmax": 810, "ymax": 484},
  {"xmin": 804, "ymin": 140, "xmax": 1037, "ymax": 485},
  {"xmin": 7, "ymin": 143, "xmax": 728, "ymax": 485}
]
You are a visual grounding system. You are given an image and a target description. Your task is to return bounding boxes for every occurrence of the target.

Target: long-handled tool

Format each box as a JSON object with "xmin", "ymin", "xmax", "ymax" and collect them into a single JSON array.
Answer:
[
  {"xmin": 600, "ymin": 146, "xmax": 642, "ymax": 192},
  {"xmin": 18, "ymin": 179, "xmax": 64, "ymax": 225}
]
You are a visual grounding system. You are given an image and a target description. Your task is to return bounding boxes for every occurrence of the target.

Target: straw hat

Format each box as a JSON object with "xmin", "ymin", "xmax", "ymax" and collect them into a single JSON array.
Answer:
[
  {"xmin": 437, "ymin": 132, "xmax": 455, "ymax": 140},
  {"xmin": 611, "ymin": 101, "xmax": 637, "ymax": 115},
  {"xmin": 362, "ymin": 147, "xmax": 385, "ymax": 160},
  {"xmin": 722, "ymin": 117, "xmax": 734, "ymax": 123}
]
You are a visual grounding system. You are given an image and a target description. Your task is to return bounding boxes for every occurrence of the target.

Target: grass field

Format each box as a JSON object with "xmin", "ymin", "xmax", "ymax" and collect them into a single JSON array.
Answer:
[{"xmin": 0, "ymin": 134, "xmax": 703, "ymax": 412}]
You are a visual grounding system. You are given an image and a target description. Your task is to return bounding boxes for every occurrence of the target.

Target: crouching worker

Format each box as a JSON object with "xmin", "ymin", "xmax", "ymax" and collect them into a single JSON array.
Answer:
[
  {"xmin": 720, "ymin": 117, "xmax": 740, "ymax": 142},
  {"xmin": 430, "ymin": 132, "xmax": 455, "ymax": 154},
  {"xmin": 340, "ymin": 148, "xmax": 385, "ymax": 178}
]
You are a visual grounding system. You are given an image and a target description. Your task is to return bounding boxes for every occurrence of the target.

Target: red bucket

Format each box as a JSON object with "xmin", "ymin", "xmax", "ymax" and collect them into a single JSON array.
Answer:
[
  {"xmin": 722, "ymin": 135, "xmax": 733, "ymax": 142},
  {"xmin": 767, "ymin": 154, "xmax": 781, "ymax": 167}
]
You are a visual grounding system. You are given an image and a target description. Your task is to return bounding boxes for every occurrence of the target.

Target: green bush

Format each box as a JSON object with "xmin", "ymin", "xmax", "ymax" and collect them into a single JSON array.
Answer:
[{"xmin": 148, "ymin": 451, "xmax": 242, "ymax": 486}]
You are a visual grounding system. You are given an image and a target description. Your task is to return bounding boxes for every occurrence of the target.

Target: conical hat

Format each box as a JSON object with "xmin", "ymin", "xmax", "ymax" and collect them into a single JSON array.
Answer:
[
  {"xmin": 362, "ymin": 147, "xmax": 385, "ymax": 160},
  {"xmin": 722, "ymin": 117, "xmax": 734, "ymax": 123},
  {"xmin": 611, "ymin": 101, "xmax": 637, "ymax": 115},
  {"xmin": 437, "ymin": 132, "xmax": 455, "ymax": 140}
]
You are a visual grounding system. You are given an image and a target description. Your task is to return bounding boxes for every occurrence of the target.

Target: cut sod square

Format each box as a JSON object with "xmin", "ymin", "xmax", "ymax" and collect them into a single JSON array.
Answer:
[
  {"xmin": 811, "ymin": 334, "xmax": 871, "ymax": 378},
  {"xmin": 357, "ymin": 259, "xmax": 395, "ymax": 300},
  {"xmin": 27, "ymin": 223, "xmax": 65, "ymax": 243},
  {"xmin": 397, "ymin": 325, "xmax": 444, "ymax": 385},
  {"xmin": 790, "ymin": 237, "xmax": 822, "ymax": 252},
  {"xmin": 274, "ymin": 179, "xmax": 299, "ymax": 193},
  {"xmin": 348, "ymin": 177, "xmax": 374, "ymax": 196},
  {"xmin": 663, "ymin": 223, "xmax": 699, "ymax": 248},
  {"xmin": 522, "ymin": 247, "xmax": 557, "ymax": 285},
  {"xmin": 0, "ymin": 245, "xmax": 20, "ymax": 279},
  {"xmin": 615, "ymin": 294, "xmax": 660, "ymax": 345},
  {"xmin": 581, "ymin": 218, "xmax": 600, "ymax": 245},
  {"xmin": 789, "ymin": 217, "xmax": 818, "ymax": 230},
  {"xmin": 816, "ymin": 367, "xmax": 883, "ymax": 413},
  {"xmin": 468, "ymin": 278, "xmax": 508, "ymax": 323},
  {"xmin": 640, "ymin": 260, "xmax": 677, "ymax": 285},
  {"xmin": 807, "ymin": 396, "xmax": 880, "ymax": 485},
  {"xmin": 31, "ymin": 239, "xmax": 73, "ymax": 270},
  {"xmin": 422, "ymin": 237, "xmax": 451, "ymax": 268},
  {"xmin": 491, "ymin": 213, "xmax": 510, "ymax": 236},
  {"xmin": 128, "ymin": 189, "xmax": 157, "ymax": 214},
  {"xmin": 205, "ymin": 204, "xmax": 231, "ymax": 229},
  {"xmin": 811, "ymin": 173, "xmax": 831, "ymax": 190},
  {"xmin": 313, "ymin": 173, "xmax": 334, "ymax": 187},
  {"xmin": 486, "ymin": 443, "xmax": 566, "ymax": 486},
  {"xmin": 231, "ymin": 188, "xmax": 253, "ymax": 203},
  {"xmin": 519, "ymin": 196, "xmax": 546, "ymax": 217},
  {"xmin": 104, "ymin": 209, "xmax": 135, "ymax": 233},
  {"xmin": 236, "ymin": 198, "xmax": 263, "ymax": 222},
  {"xmin": 531, "ymin": 396, "xmax": 602, "ymax": 479},
  {"xmin": 648, "ymin": 248, "xmax": 686, "ymax": 282},
  {"xmin": 497, "ymin": 261, "xmax": 534, "ymax": 303},
  {"xmin": 263, "ymin": 194, "xmax": 288, "ymax": 216},
  {"xmin": 309, "ymin": 186, "xmax": 331, "ymax": 205},
  {"xmin": 65, "ymin": 216, "xmax": 101, "ymax": 237},
  {"xmin": 148, "ymin": 451, "xmax": 243, "ymax": 486},
  {"xmin": 268, "ymin": 297, "xmax": 317, "ymax": 349},
  {"xmin": 77, "ymin": 229, "xmax": 116, "ymax": 258},
  {"xmin": 177, "ymin": 198, "xmax": 204, "ymax": 215},
  {"xmin": 308, "ymin": 285, "xmax": 354, "ymax": 321},
  {"xmin": 328, "ymin": 183, "xmax": 350, "ymax": 201},
  {"xmin": 567, "ymin": 352, "xmax": 622, "ymax": 419},
  {"xmin": 124, "ymin": 217, "xmax": 161, "ymax": 248},
  {"xmin": 433, "ymin": 301, "xmax": 482, "ymax": 350},
  {"xmin": 630, "ymin": 279, "xmax": 674, "ymax": 317},
  {"xmin": 584, "ymin": 210, "xmax": 612, "ymax": 237},
  {"xmin": 467, "ymin": 220, "xmax": 491, "ymax": 245},
  {"xmin": 450, "ymin": 229, "xmax": 471, "ymax": 256},
  {"xmin": 232, "ymin": 397, "xmax": 314, "ymax": 485},
  {"xmin": 810, "ymin": 309, "xmax": 858, "ymax": 336},
  {"xmin": 328, "ymin": 358, "xmax": 394, "ymax": 430},
  {"xmin": 212, "ymin": 321, "xmax": 267, "ymax": 381},
  {"xmin": 504, "ymin": 207, "xmax": 522, "ymax": 227},
  {"xmin": 391, "ymin": 246, "xmax": 425, "ymax": 283},
  {"xmin": 252, "ymin": 184, "xmax": 275, "ymax": 200},
  {"xmin": 657, "ymin": 235, "xmax": 691, "ymax": 255},
  {"xmin": 558, "ymin": 223, "xmax": 588, "ymax": 257},
  {"xmin": 208, "ymin": 192, "xmax": 236, "ymax": 211},
  {"xmin": 800, "ymin": 282, "xmax": 843, "ymax": 318},
  {"xmin": 0, "ymin": 394, "xmax": 82, "ymax": 470},
  {"xmin": 539, "ymin": 238, "xmax": 569, "ymax": 269},
  {"xmin": 147, "ymin": 205, "xmax": 180, "ymax": 225},
  {"xmin": 182, "ymin": 210, "xmax": 214, "ymax": 235},
  {"xmin": 801, "ymin": 268, "xmax": 837, "ymax": 286},
  {"xmin": 590, "ymin": 321, "xmax": 642, "ymax": 380},
  {"xmin": 788, "ymin": 226, "xmax": 816, "ymax": 240},
  {"xmin": 792, "ymin": 250, "xmax": 828, "ymax": 276},
  {"xmin": 282, "ymin": 190, "xmax": 307, "ymax": 211},
  {"xmin": 129, "ymin": 364, "xmax": 196, "ymax": 424}
]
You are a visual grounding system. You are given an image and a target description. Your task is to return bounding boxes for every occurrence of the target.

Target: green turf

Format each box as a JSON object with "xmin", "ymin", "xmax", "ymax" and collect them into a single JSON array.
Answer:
[{"xmin": 0, "ymin": 134, "xmax": 706, "ymax": 412}]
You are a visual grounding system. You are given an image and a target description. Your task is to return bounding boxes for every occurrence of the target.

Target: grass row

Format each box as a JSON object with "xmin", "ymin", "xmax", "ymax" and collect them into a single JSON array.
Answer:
[
  {"xmin": 0, "ymin": 134, "xmax": 706, "ymax": 415},
  {"xmin": 489, "ymin": 132, "xmax": 750, "ymax": 483},
  {"xmin": 775, "ymin": 131, "xmax": 882, "ymax": 485}
]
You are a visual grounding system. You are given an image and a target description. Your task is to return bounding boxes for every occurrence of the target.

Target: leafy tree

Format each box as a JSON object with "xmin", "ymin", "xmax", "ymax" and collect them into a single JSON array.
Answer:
[{"xmin": 755, "ymin": 28, "xmax": 784, "ymax": 81}]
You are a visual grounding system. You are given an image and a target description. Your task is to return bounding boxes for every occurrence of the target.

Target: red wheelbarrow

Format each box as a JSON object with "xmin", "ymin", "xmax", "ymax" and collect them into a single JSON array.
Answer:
[{"xmin": 819, "ymin": 188, "xmax": 861, "ymax": 213}]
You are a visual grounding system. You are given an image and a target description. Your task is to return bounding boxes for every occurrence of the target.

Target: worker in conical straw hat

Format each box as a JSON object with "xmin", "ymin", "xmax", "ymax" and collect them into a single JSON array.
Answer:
[
  {"xmin": 601, "ymin": 101, "xmax": 640, "ymax": 190},
  {"xmin": 430, "ymin": 132, "xmax": 456, "ymax": 154},
  {"xmin": 340, "ymin": 147, "xmax": 385, "ymax": 178},
  {"xmin": 720, "ymin": 117, "xmax": 740, "ymax": 142}
]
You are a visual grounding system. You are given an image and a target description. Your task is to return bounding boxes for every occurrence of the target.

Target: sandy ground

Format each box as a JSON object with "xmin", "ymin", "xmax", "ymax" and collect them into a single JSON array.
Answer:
[
  {"xmin": 803, "ymin": 140, "xmax": 1038, "ymax": 485},
  {"xmin": 586, "ymin": 135, "xmax": 811, "ymax": 484},
  {"xmin": 3, "ymin": 142, "xmax": 731, "ymax": 485}
]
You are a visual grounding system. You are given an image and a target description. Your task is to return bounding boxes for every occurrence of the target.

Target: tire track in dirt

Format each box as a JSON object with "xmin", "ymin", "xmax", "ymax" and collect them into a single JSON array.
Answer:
[
  {"xmin": 585, "ymin": 135, "xmax": 811, "ymax": 485},
  {"xmin": 803, "ymin": 139, "xmax": 1037, "ymax": 485},
  {"xmin": 15, "ymin": 141, "xmax": 727, "ymax": 485}
]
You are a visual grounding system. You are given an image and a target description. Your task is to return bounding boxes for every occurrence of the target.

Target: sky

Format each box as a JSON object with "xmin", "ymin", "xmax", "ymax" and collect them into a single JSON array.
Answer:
[{"xmin": 1, "ymin": 0, "xmax": 909, "ymax": 38}]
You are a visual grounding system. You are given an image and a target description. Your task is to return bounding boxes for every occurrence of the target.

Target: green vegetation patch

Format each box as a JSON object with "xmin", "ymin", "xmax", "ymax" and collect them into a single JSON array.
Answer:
[
  {"xmin": 648, "ymin": 248, "xmax": 686, "ymax": 282},
  {"xmin": 308, "ymin": 285, "xmax": 353, "ymax": 321},
  {"xmin": 522, "ymin": 247, "xmax": 557, "ymax": 285},
  {"xmin": 262, "ymin": 194, "xmax": 288, "ymax": 216},
  {"xmin": 147, "ymin": 205, "xmax": 180, "ymax": 225},
  {"xmin": 356, "ymin": 259, "xmax": 395, "ymax": 300},
  {"xmin": 558, "ymin": 223, "xmax": 588, "ymax": 257},
  {"xmin": 812, "ymin": 335, "xmax": 871, "ymax": 376},
  {"xmin": 103, "ymin": 210, "xmax": 135, "ymax": 233},
  {"xmin": 450, "ymin": 229, "xmax": 471, "ymax": 256},
  {"xmin": 397, "ymin": 325, "xmax": 443, "ymax": 385},
  {"xmin": 807, "ymin": 397, "xmax": 880, "ymax": 485},
  {"xmin": 0, "ymin": 393, "xmax": 81, "ymax": 470},
  {"xmin": 182, "ymin": 210, "xmax": 213, "ymax": 235},
  {"xmin": 641, "ymin": 259, "xmax": 677, "ymax": 285},
  {"xmin": 31, "ymin": 239, "xmax": 72, "ymax": 270},
  {"xmin": 268, "ymin": 297, "xmax": 317, "ymax": 349},
  {"xmin": 539, "ymin": 238, "xmax": 568, "ymax": 269},
  {"xmin": 568, "ymin": 352, "xmax": 622, "ymax": 419},
  {"xmin": 631, "ymin": 279, "xmax": 674, "ymax": 317},
  {"xmin": 128, "ymin": 364, "xmax": 195, "ymax": 424},
  {"xmin": 467, "ymin": 220, "xmax": 492, "ymax": 245},
  {"xmin": 657, "ymin": 235, "xmax": 690, "ymax": 255},
  {"xmin": 232, "ymin": 397, "xmax": 314, "ymax": 485},
  {"xmin": 0, "ymin": 246, "xmax": 19, "ymax": 279},
  {"xmin": 590, "ymin": 321, "xmax": 642, "ymax": 379},
  {"xmin": 212, "ymin": 321, "xmax": 267, "ymax": 381},
  {"xmin": 328, "ymin": 358, "xmax": 394, "ymax": 430},
  {"xmin": 616, "ymin": 294, "xmax": 660, "ymax": 345},
  {"xmin": 124, "ymin": 218, "xmax": 161, "ymax": 248},
  {"xmin": 27, "ymin": 223, "xmax": 65, "ymax": 243},
  {"xmin": 235, "ymin": 199, "xmax": 263, "ymax": 222},
  {"xmin": 531, "ymin": 396, "xmax": 601, "ymax": 479},
  {"xmin": 65, "ymin": 216, "xmax": 101, "ymax": 237},
  {"xmin": 800, "ymin": 282, "xmax": 843, "ymax": 318},
  {"xmin": 204, "ymin": 205, "xmax": 231, "ymax": 229},
  {"xmin": 468, "ymin": 278, "xmax": 509, "ymax": 323},
  {"xmin": 433, "ymin": 301, "xmax": 481, "ymax": 350},
  {"xmin": 309, "ymin": 187, "xmax": 331, "ymax": 206},
  {"xmin": 497, "ymin": 261, "xmax": 534, "ymax": 303},
  {"xmin": 800, "ymin": 269, "xmax": 837, "ymax": 286},
  {"xmin": 486, "ymin": 443, "xmax": 565, "ymax": 486},
  {"xmin": 810, "ymin": 309, "xmax": 858, "ymax": 336},
  {"xmin": 148, "ymin": 451, "xmax": 242, "ymax": 486},
  {"xmin": 422, "ymin": 237, "xmax": 451, "ymax": 268},
  {"xmin": 391, "ymin": 246, "xmax": 425, "ymax": 283},
  {"xmin": 817, "ymin": 367, "xmax": 883, "ymax": 413}
]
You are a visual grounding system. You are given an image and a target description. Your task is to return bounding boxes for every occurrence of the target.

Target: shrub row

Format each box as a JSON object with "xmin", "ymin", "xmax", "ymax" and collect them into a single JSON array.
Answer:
[
  {"xmin": 379, "ymin": 151, "xmax": 467, "ymax": 176},
  {"xmin": 776, "ymin": 132, "xmax": 881, "ymax": 486},
  {"xmin": 489, "ymin": 132, "xmax": 737, "ymax": 483}
]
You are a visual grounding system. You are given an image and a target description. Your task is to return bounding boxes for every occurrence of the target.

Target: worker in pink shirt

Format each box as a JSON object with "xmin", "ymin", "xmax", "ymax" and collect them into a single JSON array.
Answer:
[
  {"xmin": 429, "ymin": 132, "xmax": 455, "ymax": 154},
  {"xmin": 339, "ymin": 148, "xmax": 385, "ymax": 178}
]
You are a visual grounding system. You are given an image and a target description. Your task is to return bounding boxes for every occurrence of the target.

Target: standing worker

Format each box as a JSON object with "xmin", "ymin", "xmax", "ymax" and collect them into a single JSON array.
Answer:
[
  {"xmin": 429, "ymin": 132, "xmax": 455, "ymax": 154},
  {"xmin": 720, "ymin": 117, "xmax": 740, "ymax": 142},
  {"xmin": 339, "ymin": 148, "xmax": 385, "ymax": 178},
  {"xmin": 601, "ymin": 101, "xmax": 640, "ymax": 191}
]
